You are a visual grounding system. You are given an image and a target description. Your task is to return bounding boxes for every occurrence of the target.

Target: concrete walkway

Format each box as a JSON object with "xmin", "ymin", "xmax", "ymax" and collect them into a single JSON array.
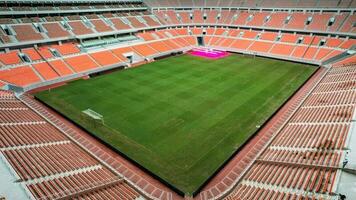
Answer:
[
  {"xmin": 0, "ymin": 153, "xmax": 32, "ymax": 200},
  {"xmin": 335, "ymin": 107, "xmax": 356, "ymax": 199}
]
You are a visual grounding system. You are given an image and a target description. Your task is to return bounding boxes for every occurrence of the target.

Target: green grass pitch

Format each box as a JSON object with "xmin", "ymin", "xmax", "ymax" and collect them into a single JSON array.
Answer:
[{"xmin": 36, "ymin": 54, "xmax": 317, "ymax": 194}]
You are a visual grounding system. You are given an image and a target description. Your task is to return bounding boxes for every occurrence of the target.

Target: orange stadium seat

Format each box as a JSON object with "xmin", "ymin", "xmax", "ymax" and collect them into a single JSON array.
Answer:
[
  {"xmin": 48, "ymin": 60, "xmax": 73, "ymax": 76},
  {"xmin": 142, "ymin": 16, "xmax": 161, "ymax": 26},
  {"xmin": 247, "ymin": 12, "xmax": 269, "ymax": 26},
  {"xmin": 51, "ymin": 43, "xmax": 80, "ymax": 56},
  {"xmin": 218, "ymin": 38, "xmax": 235, "ymax": 47},
  {"xmin": 218, "ymin": 37, "xmax": 232, "ymax": 47},
  {"xmin": 138, "ymin": 32, "xmax": 156, "ymax": 41},
  {"xmin": 154, "ymin": 31, "xmax": 168, "ymax": 39},
  {"xmin": 0, "ymin": 65, "xmax": 41, "ymax": 86},
  {"xmin": 126, "ymin": 17, "xmax": 146, "ymax": 28},
  {"xmin": 110, "ymin": 18, "xmax": 132, "ymax": 30},
  {"xmin": 0, "ymin": 29, "xmax": 11, "ymax": 44},
  {"xmin": 172, "ymin": 37, "xmax": 190, "ymax": 47},
  {"xmin": 205, "ymin": 10, "xmax": 218, "ymax": 24},
  {"xmin": 166, "ymin": 10, "xmax": 182, "ymax": 24},
  {"xmin": 227, "ymin": 29, "xmax": 241, "ymax": 37},
  {"xmin": 178, "ymin": 12, "xmax": 192, "ymax": 24},
  {"xmin": 260, "ymin": 32, "xmax": 278, "ymax": 41},
  {"xmin": 192, "ymin": 28, "xmax": 203, "ymax": 35},
  {"xmin": 164, "ymin": 29, "xmax": 179, "ymax": 36},
  {"xmin": 148, "ymin": 41, "xmax": 173, "ymax": 53},
  {"xmin": 303, "ymin": 47, "xmax": 318, "ymax": 59},
  {"xmin": 91, "ymin": 19, "xmax": 114, "ymax": 32},
  {"xmin": 193, "ymin": 10, "xmax": 204, "ymax": 23},
  {"xmin": 265, "ymin": 12, "xmax": 289, "ymax": 28},
  {"xmin": 183, "ymin": 36, "xmax": 197, "ymax": 46},
  {"xmin": 280, "ymin": 33, "xmax": 299, "ymax": 43},
  {"xmin": 303, "ymin": 36, "xmax": 321, "ymax": 45},
  {"xmin": 322, "ymin": 50, "xmax": 343, "ymax": 61},
  {"xmin": 22, "ymin": 48, "xmax": 42, "ymax": 61},
  {"xmin": 332, "ymin": 54, "xmax": 356, "ymax": 66},
  {"xmin": 291, "ymin": 46, "xmax": 308, "ymax": 58},
  {"xmin": 307, "ymin": 13, "xmax": 333, "ymax": 31},
  {"xmin": 68, "ymin": 21, "xmax": 94, "ymax": 35},
  {"xmin": 205, "ymin": 28, "xmax": 215, "ymax": 35},
  {"xmin": 233, "ymin": 11, "xmax": 249, "ymax": 25},
  {"xmin": 214, "ymin": 28, "xmax": 225, "ymax": 35},
  {"xmin": 43, "ymin": 23, "xmax": 70, "ymax": 38},
  {"xmin": 217, "ymin": 10, "xmax": 235, "ymax": 24},
  {"xmin": 325, "ymin": 38, "xmax": 345, "ymax": 48},
  {"xmin": 176, "ymin": 28, "xmax": 189, "ymax": 35},
  {"xmin": 314, "ymin": 48, "xmax": 332, "ymax": 61},
  {"xmin": 270, "ymin": 44, "xmax": 295, "ymax": 56},
  {"xmin": 242, "ymin": 30, "xmax": 259, "ymax": 39},
  {"xmin": 32, "ymin": 62, "xmax": 60, "ymax": 80},
  {"xmin": 111, "ymin": 47, "xmax": 133, "ymax": 61},
  {"xmin": 339, "ymin": 39, "xmax": 356, "ymax": 49},
  {"xmin": 205, "ymin": 37, "xmax": 220, "ymax": 46},
  {"xmin": 162, "ymin": 39, "xmax": 181, "ymax": 49},
  {"xmin": 328, "ymin": 13, "xmax": 349, "ymax": 32},
  {"xmin": 285, "ymin": 12, "xmax": 310, "ymax": 29},
  {"xmin": 151, "ymin": 11, "xmax": 168, "ymax": 25},
  {"xmin": 0, "ymin": 51, "xmax": 21, "ymax": 65},
  {"xmin": 339, "ymin": 14, "xmax": 356, "ymax": 33},
  {"xmin": 132, "ymin": 44, "xmax": 158, "ymax": 57},
  {"xmin": 230, "ymin": 39, "xmax": 253, "ymax": 50},
  {"xmin": 90, "ymin": 51, "xmax": 122, "ymax": 66},
  {"xmin": 248, "ymin": 41, "xmax": 273, "ymax": 53},
  {"xmin": 64, "ymin": 55, "xmax": 99, "ymax": 72},
  {"xmin": 11, "ymin": 24, "xmax": 43, "ymax": 42},
  {"xmin": 36, "ymin": 47, "xmax": 54, "ymax": 59}
]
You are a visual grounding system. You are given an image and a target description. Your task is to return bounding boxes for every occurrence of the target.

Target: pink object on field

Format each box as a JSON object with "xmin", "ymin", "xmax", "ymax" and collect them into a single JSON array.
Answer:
[{"xmin": 189, "ymin": 48, "xmax": 230, "ymax": 59}]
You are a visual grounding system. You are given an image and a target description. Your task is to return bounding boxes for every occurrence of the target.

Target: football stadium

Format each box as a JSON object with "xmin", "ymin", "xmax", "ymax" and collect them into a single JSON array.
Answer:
[{"xmin": 0, "ymin": 0, "xmax": 355, "ymax": 200}]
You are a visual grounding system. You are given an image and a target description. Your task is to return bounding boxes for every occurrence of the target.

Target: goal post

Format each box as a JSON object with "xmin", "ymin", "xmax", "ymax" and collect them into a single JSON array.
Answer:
[{"xmin": 82, "ymin": 109, "xmax": 105, "ymax": 125}]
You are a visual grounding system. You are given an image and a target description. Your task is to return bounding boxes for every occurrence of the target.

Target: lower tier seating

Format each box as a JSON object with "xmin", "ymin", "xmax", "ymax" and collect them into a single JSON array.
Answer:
[
  {"xmin": 222, "ymin": 63, "xmax": 356, "ymax": 200},
  {"xmin": 0, "ymin": 91, "xmax": 141, "ymax": 200}
]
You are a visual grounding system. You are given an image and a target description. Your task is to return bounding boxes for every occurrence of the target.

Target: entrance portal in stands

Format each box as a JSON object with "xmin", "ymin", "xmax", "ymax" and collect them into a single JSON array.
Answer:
[{"xmin": 197, "ymin": 36, "xmax": 204, "ymax": 46}]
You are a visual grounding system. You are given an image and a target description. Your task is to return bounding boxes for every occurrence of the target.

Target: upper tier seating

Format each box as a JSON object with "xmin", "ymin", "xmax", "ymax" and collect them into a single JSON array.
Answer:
[
  {"xmin": 142, "ymin": 16, "xmax": 161, "ymax": 26},
  {"xmin": 42, "ymin": 23, "xmax": 71, "ymax": 39},
  {"xmin": 91, "ymin": 19, "xmax": 114, "ymax": 32},
  {"xmin": 11, "ymin": 25, "xmax": 44, "ymax": 42},
  {"xmin": 146, "ymin": 0, "xmax": 355, "ymax": 8},
  {"xmin": 110, "ymin": 18, "xmax": 132, "ymax": 30},
  {"xmin": 0, "ymin": 26, "xmax": 352, "ymax": 88},
  {"xmin": 126, "ymin": 17, "xmax": 146, "ymax": 28},
  {"xmin": 0, "ymin": 10, "xmax": 353, "ymax": 46},
  {"xmin": 285, "ymin": 12, "xmax": 311, "ymax": 29},
  {"xmin": 68, "ymin": 21, "xmax": 94, "ymax": 35},
  {"xmin": 340, "ymin": 14, "xmax": 356, "ymax": 33},
  {"xmin": 265, "ymin": 12, "xmax": 289, "ymax": 28}
]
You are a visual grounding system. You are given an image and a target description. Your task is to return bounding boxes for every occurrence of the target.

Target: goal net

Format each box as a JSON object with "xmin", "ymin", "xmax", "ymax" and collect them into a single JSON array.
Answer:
[{"xmin": 82, "ymin": 109, "xmax": 104, "ymax": 125}]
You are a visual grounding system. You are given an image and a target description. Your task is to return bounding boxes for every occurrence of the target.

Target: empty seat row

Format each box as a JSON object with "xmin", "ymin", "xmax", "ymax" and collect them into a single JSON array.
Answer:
[{"xmin": 3, "ymin": 143, "xmax": 99, "ymax": 180}]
